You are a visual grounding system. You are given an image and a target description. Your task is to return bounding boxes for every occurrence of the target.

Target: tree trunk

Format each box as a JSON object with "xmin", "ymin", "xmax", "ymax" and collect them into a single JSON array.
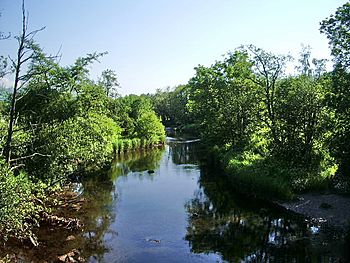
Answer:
[{"xmin": 3, "ymin": 0, "xmax": 26, "ymax": 165}]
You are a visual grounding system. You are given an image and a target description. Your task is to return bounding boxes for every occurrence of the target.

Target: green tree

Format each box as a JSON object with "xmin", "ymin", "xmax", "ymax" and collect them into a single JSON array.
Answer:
[
  {"xmin": 98, "ymin": 69, "xmax": 119, "ymax": 98},
  {"xmin": 151, "ymin": 85, "xmax": 192, "ymax": 128},
  {"xmin": 242, "ymin": 45, "xmax": 291, "ymax": 151},
  {"xmin": 188, "ymin": 50, "xmax": 258, "ymax": 149},
  {"xmin": 320, "ymin": 2, "xmax": 350, "ymax": 175},
  {"xmin": 114, "ymin": 95, "xmax": 165, "ymax": 142},
  {"xmin": 320, "ymin": 2, "xmax": 350, "ymax": 68}
]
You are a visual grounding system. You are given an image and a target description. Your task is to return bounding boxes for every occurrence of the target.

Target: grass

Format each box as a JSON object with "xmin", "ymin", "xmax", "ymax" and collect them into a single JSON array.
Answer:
[
  {"xmin": 114, "ymin": 137, "xmax": 165, "ymax": 154},
  {"xmin": 214, "ymin": 148, "xmax": 338, "ymax": 201}
]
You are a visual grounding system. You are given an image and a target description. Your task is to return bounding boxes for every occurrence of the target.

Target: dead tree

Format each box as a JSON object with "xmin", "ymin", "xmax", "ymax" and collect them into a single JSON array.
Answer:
[{"xmin": 3, "ymin": 0, "xmax": 45, "ymax": 164}]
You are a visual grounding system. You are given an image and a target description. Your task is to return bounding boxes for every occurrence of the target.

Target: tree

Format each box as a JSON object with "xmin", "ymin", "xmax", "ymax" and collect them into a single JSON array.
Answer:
[
  {"xmin": 242, "ymin": 45, "xmax": 291, "ymax": 151},
  {"xmin": 188, "ymin": 50, "xmax": 258, "ymax": 148},
  {"xmin": 0, "ymin": 56, "xmax": 8, "ymax": 79},
  {"xmin": 320, "ymin": 2, "xmax": 350, "ymax": 175},
  {"xmin": 151, "ymin": 85, "xmax": 192, "ymax": 128},
  {"xmin": 320, "ymin": 2, "xmax": 350, "ymax": 68},
  {"xmin": 2, "ymin": 0, "xmax": 46, "ymax": 164},
  {"xmin": 113, "ymin": 95, "xmax": 165, "ymax": 141},
  {"xmin": 98, "ymin": 69, "xmax": 119, "ymax": 98}
]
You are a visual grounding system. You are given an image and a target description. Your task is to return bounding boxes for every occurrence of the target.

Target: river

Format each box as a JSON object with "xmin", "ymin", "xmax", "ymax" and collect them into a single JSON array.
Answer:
[{"xmin": 4, "ymin": 138, "xmax": 349, "ymax": 262}]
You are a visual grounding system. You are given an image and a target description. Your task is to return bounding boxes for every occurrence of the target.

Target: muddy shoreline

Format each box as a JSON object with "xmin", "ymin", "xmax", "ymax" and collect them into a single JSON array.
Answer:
[{"xmin": 279, "ymin": 193, "xmax": 350, "ymax": 229}]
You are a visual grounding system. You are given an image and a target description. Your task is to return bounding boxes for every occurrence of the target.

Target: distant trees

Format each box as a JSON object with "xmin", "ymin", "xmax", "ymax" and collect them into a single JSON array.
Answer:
[
  {"xmin": 151, "ymin": 85, "xmax": 192, "ymax": 128},
  {"xmin": 98, "ymin": 69, "xmax": 119, "ymax": 98}
]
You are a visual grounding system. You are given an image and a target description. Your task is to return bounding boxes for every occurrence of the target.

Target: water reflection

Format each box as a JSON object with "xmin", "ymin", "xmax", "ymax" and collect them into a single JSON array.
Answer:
[
  {"xmin": 79, "ymin": 147, "xmax": 166, "ymax": 261},
  {"xmin": 185, "ymin": 167, "xmax": 350, "ymax": 262},
  {"xmin": 109, "ymin": 147, "xmax": 165, "ymax": 181},
  {"xmin": 167, "ymin": 137, "xmax": 203, "ymax": 165}
]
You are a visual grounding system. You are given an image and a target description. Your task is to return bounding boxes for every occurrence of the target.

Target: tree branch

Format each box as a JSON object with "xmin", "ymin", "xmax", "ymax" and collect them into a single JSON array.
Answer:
[{"xmin": 10, "ymin": 152, "xmax": 51, "ymax": 163}]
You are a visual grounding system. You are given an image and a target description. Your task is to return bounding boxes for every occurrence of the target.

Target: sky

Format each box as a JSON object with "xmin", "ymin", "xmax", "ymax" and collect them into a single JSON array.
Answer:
[{"xmin": 0, "ymin": 0, "xmax": 347, "ymax": 95}]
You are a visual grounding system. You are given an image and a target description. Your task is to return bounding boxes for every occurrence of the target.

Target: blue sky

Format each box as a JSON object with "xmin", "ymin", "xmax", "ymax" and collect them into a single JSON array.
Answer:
[{"xmin": 0, "ymin": 0, "xmax": 347, "ymax": 95}]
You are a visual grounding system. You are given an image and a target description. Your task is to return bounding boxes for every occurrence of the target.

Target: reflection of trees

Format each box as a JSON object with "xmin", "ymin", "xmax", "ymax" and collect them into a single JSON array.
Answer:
[
  {"xmin": 185, "ymin": 168, "xmax": 349, "ymax": 262},
  {"xmin": 10, "ymin": 148, "xmax": 166, "ymax": 261},
  {"xmin": 168, "ymin": 141, "xmax": 203, "ymax": 165},
  {"xmin": 78, "ymin": 173, "xmax": 116, "ymax": 261},
  {"xmin": 109, "ymin": 147, "xmax": 165, "ymax": 180}
]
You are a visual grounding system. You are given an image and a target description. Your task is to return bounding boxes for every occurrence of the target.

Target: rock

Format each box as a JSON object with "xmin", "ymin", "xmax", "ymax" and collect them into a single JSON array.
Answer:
[
  {"xmin": 57, "ymin": 251, "xmax": 75, "ymax": 262},
  {"xmin": 65, "ymin": 235, "xmax": 76, "ymax": 241},
  {"xmin": 145, "ymin": 238, "xmax": 161, "ymax": 244},
  {"xmin": 57, "ymin": 249, "xmax": 82, "ymax": 262},
  {"xmin": 147, "ymin": 170, "xmax": 155, "ymax": 174}
]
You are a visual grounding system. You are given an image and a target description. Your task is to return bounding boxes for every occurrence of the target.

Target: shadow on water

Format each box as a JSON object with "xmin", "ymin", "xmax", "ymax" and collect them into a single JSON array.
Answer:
[{"xmin": 185, "ymin": 164, "xmax": 350, "ymax": 262}]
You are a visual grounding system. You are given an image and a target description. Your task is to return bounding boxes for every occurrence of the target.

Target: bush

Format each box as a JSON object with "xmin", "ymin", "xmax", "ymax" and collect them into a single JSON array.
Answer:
[
  {"xmin": 219, "ymin": 146, "xmax": 338, "ymax": 200},
  {"xmin": 0, "ymin": 160, "xmax": 46, "ymax": 243},
  {"xmin": 224, "ymin": 151, "xmax": 294, "ymax": 200},
  {"xmin": 141, "ymin": 138, "xmax": 147, "ymax": 148},
  {"xmin": 30, "ymin": 113, "xmax": 122, "ymax": 182}
]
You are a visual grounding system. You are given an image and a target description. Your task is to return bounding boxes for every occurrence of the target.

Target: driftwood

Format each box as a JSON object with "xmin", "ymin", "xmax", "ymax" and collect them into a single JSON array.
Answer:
[{"xmin": 41, "ymin": 212, "xmax": 83, "ymax": 231}]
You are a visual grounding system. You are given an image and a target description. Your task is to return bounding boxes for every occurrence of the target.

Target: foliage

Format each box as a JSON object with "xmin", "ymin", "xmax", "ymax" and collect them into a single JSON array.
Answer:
[
  {"xmin": 0, "ymin": 159, "xmax": 46, "ymax": 242},
  {"xmin": 188, "ymin": 51, "xmax": 258, "ymax": 148},
  {"xmin": 110, "ymin": 95, "xmax": 165, "ymax": 142},
  {"xmin": 183, "ymin": 45, "xmax": 340, "ymax": 199},
  {"xmin": 20, "ymin": 113, "xmax": 120, "ymax": 186},
  {"xmin": 320, "ymin": 2, "xmax": 350, "ymax": 67},
  {"xmin": 151, "ymin": 85, "xmax": 193, "ymax": 127},
  {"xmin": 320, "ymin": 2, "xmax": 350, "ymax": 176},
  {"xmin": 271, "ymin": 74, "xmax": 330, "ymax": 164},
  {"xmin": 98, "ymin": 69, "xmax": 119, "ymax": 98}
]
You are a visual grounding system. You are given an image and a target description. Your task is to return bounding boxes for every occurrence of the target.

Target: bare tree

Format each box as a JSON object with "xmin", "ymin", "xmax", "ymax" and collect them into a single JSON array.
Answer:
[{"xmin": 3, "ymin": 0, "xmax": 45, "ymax": 164}]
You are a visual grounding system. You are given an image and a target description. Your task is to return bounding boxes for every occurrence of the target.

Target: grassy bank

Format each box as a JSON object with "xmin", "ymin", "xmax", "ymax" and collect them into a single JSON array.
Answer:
[
  {"xmin": 211, "ymin": 147, "xmax": 338, "ymax": 201},
  {"xmin": 114, "ymin": 137, "xmax": 165, "ymax": 154}
]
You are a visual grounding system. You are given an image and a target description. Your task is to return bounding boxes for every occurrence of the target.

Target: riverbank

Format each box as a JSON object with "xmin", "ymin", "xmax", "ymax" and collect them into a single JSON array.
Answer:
[
  {"xmin": 0, "ymin": 184, "xmax": 87, "ymax": 262},
  {"xmin": 280, "ymin": 193, "xmax": 350, "ymax": 229}
]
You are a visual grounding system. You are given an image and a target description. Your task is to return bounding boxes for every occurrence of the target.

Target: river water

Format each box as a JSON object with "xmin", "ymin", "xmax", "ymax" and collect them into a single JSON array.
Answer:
[{"xmin": 4, "ymin": 138, "xmax": 349, "ymax": 262}]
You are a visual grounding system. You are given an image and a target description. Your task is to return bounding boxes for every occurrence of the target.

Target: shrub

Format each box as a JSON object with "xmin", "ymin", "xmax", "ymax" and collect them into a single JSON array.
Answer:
[
  {"xmin": 30, "ymin": 113, "xmax": 122, "ymax": 182},
  {"xmin": 0, "ymin": 160, "xmax": 46, "ymax": 243}
]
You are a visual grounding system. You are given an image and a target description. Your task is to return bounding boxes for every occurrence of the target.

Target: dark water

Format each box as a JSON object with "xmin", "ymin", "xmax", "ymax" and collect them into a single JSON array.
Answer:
[{"xmin": 4, "ymin": 138, "xmax": 349, "ymax": 262}]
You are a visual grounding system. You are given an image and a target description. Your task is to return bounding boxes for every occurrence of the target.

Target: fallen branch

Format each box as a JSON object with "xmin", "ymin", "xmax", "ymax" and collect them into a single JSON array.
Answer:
[
  {"xmin": 10, "ymin": 152, "xmax": 51, "ymax": 163},
  {"xmin": 9, "ymin": 163, "xmax": 25, "ymax": 171}
]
